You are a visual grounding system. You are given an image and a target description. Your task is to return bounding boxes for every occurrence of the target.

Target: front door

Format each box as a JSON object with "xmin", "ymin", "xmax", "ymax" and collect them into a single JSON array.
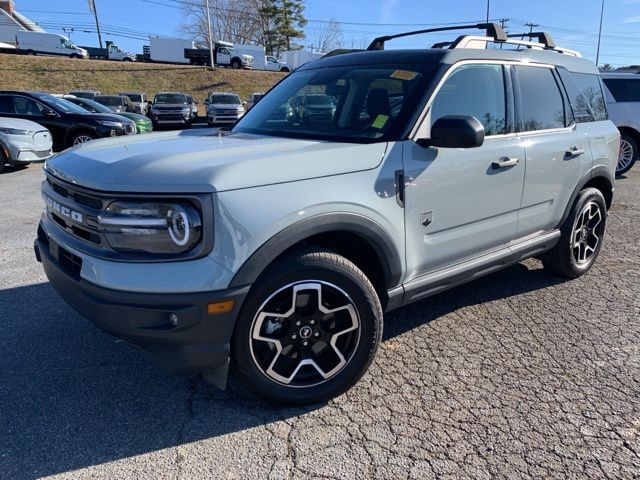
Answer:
[{"xmin": 403, "ymin": 63, "xmax": 525, "ymax": 280}]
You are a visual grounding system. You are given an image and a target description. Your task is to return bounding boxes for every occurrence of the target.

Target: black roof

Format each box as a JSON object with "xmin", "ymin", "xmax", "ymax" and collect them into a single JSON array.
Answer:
[{"xmin": 300, "ymin": 47, "xmax": 599, "ymax": 75}]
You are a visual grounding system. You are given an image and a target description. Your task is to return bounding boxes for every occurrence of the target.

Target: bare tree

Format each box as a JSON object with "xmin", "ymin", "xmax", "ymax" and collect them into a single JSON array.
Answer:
[
  {"xmin": 180, "ymin": 0, "xmax": 267, "ymax": 46},
  {"xmin": 310, "ymin": 19, "xmax": 343, "ymax": 53}
]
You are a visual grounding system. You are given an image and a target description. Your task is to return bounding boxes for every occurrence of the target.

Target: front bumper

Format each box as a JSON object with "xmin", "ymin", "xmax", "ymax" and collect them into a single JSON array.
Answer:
[
  {"xmin": 207, "ymin": 113, "xmax": 243, "ymax": 124},
  {"xmin": 35, "ymin": 233, "xmax": 249, "ymax": 375}
]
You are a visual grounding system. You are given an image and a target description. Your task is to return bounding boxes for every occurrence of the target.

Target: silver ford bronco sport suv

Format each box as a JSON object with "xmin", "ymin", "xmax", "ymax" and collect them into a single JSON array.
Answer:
[{"xmin": 35, "ymin": 24, "xmax": 619, "ymax": 405}]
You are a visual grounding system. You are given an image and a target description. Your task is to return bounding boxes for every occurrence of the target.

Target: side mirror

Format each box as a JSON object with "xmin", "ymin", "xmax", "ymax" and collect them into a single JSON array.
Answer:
[
  {"xmin": 417, "ymin": 115, "xmax": 485, "ymax": 149},
  {"xmin": 42, "ymin": 108, "xmax": 57, "ymax": 117}
]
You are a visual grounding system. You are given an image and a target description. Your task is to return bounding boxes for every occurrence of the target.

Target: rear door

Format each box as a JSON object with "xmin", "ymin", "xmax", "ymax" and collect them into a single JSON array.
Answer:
[
  {"xmin": 514, "ymin": 65, "xmax": 590, "ymax": 237},
  {"xmin": 403, "ymin": 62, "xmax": 526, "ymax": 278}
]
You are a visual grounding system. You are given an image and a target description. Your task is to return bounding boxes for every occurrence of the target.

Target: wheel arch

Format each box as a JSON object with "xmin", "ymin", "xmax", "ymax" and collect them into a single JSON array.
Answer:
[
  {"xmin": 557, "ymin": 166, "xmax": 614, "ymax": 228},
  {"xmin": 618, "ymin": 126, "xmax": 640, "ymax": 147},
  {"xmin": 228, "ymin": 213, "xmax": 404, "ymax": 308},
  {"xmin": 64, "ymin": 127, "xmax": 97, "ymax": 147}
]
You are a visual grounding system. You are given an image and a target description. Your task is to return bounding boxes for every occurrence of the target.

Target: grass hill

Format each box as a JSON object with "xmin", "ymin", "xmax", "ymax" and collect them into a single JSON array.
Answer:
[{"xmin": 0, "ymin": 54, "xmax": 285, "ymax": 102}]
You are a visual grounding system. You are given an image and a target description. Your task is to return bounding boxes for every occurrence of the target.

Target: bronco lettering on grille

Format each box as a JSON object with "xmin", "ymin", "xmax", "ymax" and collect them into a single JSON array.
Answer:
[{"xmin": 44, "ymin": 194, "xmax": 83, "ymax": 223}]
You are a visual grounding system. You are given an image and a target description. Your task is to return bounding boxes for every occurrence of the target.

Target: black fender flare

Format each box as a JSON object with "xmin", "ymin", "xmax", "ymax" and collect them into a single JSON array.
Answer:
[
  {"xmin": 228, "ymin": 212, "xmax": 403, "ymax": 290},
  {"xmin": 557, "ymin": 165, "xmax": 614, "ymax": 228}
]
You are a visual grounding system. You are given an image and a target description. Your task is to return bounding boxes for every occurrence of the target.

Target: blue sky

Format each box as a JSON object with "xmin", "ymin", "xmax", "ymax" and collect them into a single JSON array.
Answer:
[{"xmin": 17, "ymin": 0, "xmax": 640, "ymax": 66}]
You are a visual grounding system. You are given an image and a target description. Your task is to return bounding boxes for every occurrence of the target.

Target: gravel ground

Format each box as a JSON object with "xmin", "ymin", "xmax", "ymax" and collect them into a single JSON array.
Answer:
[{"xmin": 0, "ymin": 163, "xmax": 638, "ymax": 480}]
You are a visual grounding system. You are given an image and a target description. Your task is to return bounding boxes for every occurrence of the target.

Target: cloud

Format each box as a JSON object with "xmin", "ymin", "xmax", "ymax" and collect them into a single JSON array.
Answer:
[
  {"xmin": 380, "ymin": 0, "xmax": 398, "ymax": 23},
  {"xmin": 623, "ymin": 15, "xmax": 640, "ymax": 22}
]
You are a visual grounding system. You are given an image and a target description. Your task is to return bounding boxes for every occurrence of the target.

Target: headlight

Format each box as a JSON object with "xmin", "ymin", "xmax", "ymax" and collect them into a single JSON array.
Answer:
[
  {"xmin": 97, "ymin": 202, "xmax": 202, "ymax": 254},
  {"xmin": 0, "ymin": 127, "xmax": 32, "ymax": 135},
  {"xmin": 182, "ymin": 107, "xmax": 190, "ymax": 115},
  {"xmin": 98, "ymin": 120, "xmax": 123, "ymax": 128}
]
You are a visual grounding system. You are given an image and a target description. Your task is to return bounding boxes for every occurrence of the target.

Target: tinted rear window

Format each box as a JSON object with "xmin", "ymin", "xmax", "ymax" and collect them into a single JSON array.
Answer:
[
  {"xmin": 602, "ymin": 78, "xmax": 640, "ymax": 102},
  {"xmin": 516, "ymin": 66, "xmax": 566, "ymax": 132},
  {"xmin": 558, "ymin": 70, "xmax": 607, "ymax": 122}
]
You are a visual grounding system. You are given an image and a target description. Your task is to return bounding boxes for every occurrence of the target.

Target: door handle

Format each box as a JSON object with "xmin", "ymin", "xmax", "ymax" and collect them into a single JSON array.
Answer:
[
  {"xmin": 566, "ymin": 146, "xmax": 585, "ymax": 158},
  {"xmin": 492, "ymin": 157, "xmax": 519, "ymax": 169}
]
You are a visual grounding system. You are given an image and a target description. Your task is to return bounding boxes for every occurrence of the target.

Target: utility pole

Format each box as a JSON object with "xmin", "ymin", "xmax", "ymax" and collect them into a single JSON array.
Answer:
[
  {"xmin": 205, "ymin": 0, "xmax": 215, "ymax": 69},
  {"xmin": 596, "ymin": 0, "xmax": 605, "ymax": 66},
  {"xmin": 525, "ymin": 22, "xmax": 539, "ymax": 35},
  {"xmin": 486, "ymin": 0, "xmax": 490, "ymax": 23},
  {"xmin": 499, "ymin": 18, "xmax": 509, "ymax": 33},
  {"xmin": 88, "ymin": 0, "xmax": 103, "ymax": 48}
]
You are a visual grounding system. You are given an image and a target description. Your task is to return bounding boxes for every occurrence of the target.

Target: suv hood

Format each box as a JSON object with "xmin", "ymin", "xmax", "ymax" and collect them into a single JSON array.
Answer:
[
  {"xmin": 45, "ymin": 130, "xmax": 387, "ymax": 193},
  {"xmin": 0, "ymin": 117, "xmax": 49, "ymax": 130}
]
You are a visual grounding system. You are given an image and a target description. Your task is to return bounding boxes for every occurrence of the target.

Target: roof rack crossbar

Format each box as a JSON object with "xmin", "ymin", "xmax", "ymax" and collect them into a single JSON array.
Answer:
[
  {"xmin": 507, "ymin": 32, "xmax": 556, "ymax": 48},
  {"xmin": 366, "ymin": 22, "xmax": 507, "ymax": 51}
]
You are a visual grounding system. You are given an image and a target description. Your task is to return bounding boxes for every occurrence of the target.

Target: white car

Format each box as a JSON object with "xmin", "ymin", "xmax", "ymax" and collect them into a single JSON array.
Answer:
[
  {"xmin": 0, "ymin": 118, "xmax": 53, "ymax": 173},
  {"xmin": 601, "ymin": 72, "xmax": 640, "ymax": 174}
]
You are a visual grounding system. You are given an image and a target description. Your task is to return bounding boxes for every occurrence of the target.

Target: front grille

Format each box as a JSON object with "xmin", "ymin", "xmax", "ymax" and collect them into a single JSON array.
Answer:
[{"xmin": 44, "ymin": 176, "xmax": 106, "ymax": 247}]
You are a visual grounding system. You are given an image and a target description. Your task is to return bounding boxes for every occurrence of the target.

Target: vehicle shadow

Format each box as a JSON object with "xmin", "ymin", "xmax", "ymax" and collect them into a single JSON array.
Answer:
[{"xmin": 0, "ymin": 262, "xmax": 564, "ymax": 478}]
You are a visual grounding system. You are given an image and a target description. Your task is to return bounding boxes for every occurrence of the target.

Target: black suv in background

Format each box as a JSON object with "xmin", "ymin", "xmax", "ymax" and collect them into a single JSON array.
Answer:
[{"xmin": 0, "ymin": 91, "xmax": 135, "ymax": 150}]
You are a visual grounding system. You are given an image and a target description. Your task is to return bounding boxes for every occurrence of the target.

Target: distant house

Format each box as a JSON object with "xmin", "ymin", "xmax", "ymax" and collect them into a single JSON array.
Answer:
[{"xmin": 0, "ymin": 0, "xmax": 45, "ymax": 45}]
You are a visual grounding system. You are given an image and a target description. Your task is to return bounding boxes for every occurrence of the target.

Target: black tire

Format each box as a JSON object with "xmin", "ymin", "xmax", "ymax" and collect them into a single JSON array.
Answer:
[
  {"xmin": 231, "ymin": 58, "xmax": 241, "ymax": 69},
  {"xmin": 280, "ymin": 67, "xmax": 290, "ymax": 72},
  {"xmin": 0, "ymin": 149, "xmax": 6, "ymax": 173},
  {"xmin": 70, "ymin": 54, "xmax": 80, "ymax": 59},
  {"xmin": 26, "ymin": 50, "xmax": 35, "ymax": 56},
  {"xmin": 122, "ymin": 57, "xmax": 132, "ymax": 62},
  {"xmin": 617, "ymin": 133, "xmax": 638, "ymax": 175},
  {"xmin": 68, "ymin": 131, "xmax": 96, "ymax": 147},
  {"xmin": 542, "ymin": 188, "xmax": 607, "ymax": 278},
  {"xmin": 231, "ymin": 247, "xmax": 383, "ymax": 405}
]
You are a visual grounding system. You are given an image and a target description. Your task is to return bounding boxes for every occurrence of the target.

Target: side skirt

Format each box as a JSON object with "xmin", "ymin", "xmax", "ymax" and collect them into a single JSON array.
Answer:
[{"xmin": 391, "ymin": 230, "xmax": 561, "ymax": 310}]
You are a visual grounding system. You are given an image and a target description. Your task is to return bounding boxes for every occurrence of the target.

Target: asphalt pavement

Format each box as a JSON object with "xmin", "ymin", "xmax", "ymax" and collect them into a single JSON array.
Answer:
[{"xmin": 0, "ymin": 162, "xmax": 638, "ymax": 479}]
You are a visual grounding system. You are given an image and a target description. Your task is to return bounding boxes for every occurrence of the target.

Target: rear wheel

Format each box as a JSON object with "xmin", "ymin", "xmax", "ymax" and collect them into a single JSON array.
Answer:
[
  {"xmin": 617, "ymin": 134, "xmax": 637, "ymax": 175},
  {"xmin": 232, "ymin": 248, "xmax": 383, "ymax": 405},
  {"xmin": 542, "ymin": 188, "xmax": 607, "ymax": 278}
]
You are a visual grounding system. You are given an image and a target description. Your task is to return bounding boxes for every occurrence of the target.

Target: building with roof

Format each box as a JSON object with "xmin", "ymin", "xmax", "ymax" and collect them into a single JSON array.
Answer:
[{"xmin": 0, "ymin": 1, "xmax": 45, "ymax": 45}]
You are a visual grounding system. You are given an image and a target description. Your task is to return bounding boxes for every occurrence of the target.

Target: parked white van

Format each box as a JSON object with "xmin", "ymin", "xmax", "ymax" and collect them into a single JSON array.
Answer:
[{"xmin": 16, "ymin": 31, "xmax": 88, "ymax": 59}]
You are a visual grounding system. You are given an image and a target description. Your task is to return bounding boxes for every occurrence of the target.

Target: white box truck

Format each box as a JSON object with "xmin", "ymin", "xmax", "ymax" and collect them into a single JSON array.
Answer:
[
  {"xmin": 280, "ymin": 50, "xmax": 323, "ymax": 70},
  {"xmin": 15, "ymin": 31, "xmax": 88, "ymax": 58},
  {"xmin": 149, "ymin": 37, "xmax": 193, "ymax": 64}
]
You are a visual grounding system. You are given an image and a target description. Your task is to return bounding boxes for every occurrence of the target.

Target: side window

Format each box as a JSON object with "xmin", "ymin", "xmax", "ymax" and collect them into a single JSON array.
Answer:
[
  {"xmin": 12, "ymin": 96, "xmax": 44, "ymax": 116},
  {"xmin": 558, "ymin": 70, "xmax": 607, "ymax": 122},
  {"xmin": 602, "ymin": 78, "xmax": 640, "ymax": 102},
  {"xmin": 0, "ymin": 96, "xmax": 13, "ymax": 114},
  {"xmin": 516, "ymin": 66, "xmax": 566, "ymax": 132},
  {"xmin": 430, "ymin": 64, "xmax": 507, "ymax": 136}
]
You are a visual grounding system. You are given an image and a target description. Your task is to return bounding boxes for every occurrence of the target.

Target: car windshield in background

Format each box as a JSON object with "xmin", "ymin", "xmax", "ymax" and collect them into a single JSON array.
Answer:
[
  {"xmin": 33, "ymin": 93, "xmax": 90, "ymax": 114},
  {"xmin": 210, "ymin": 94, "xmax": 241, "ymax": 105},
  {"xmin": 72, "ymin": 98, "xmax": 112, "ymax": 113},
  {"xmin": 124, "ymin": 94, "xmax": 142, "ymax": 102},
  {"xmin": 96, "ymin": 96, "xmax": 123, "ymax": 107},
  {"xmin": 233, "ymin": 64, "xmax": 433, "ymax": 142},
  {"xmin": 155, "ymin": 94, "xmax": 187, "ymax": 104}
]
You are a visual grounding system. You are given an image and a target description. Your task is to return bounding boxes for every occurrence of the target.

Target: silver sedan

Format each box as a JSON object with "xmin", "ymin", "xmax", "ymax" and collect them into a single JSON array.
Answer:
[{"xmin": 0, "ymin": 117, "xmax": 53, "ymax": 173}]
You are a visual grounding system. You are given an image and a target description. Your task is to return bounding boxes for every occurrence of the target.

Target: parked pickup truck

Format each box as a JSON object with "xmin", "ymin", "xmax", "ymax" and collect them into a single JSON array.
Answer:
[
  {"xmin": 82, "ymin": 41, "xmax": 136, "ymax": 61},
  {"xmin": 184, "ymin": 41, "xmax": 253, "ymax": 69}
]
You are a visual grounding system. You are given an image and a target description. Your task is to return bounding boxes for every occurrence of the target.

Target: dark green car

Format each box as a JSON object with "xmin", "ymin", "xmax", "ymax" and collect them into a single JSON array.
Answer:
[{"xmin": 62, "ymin": 96, "xmax": 153, "ymax": 134}]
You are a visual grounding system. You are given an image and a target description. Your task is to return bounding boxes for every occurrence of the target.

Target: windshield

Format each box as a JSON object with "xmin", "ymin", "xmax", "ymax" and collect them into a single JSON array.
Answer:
[
  {"xmin": 123, "ymin": 94, "xmax": 142, "ymax": 102},
  {"xmin": 95, "ymin": 96, "xmax": 123, "ymax": 107},
  {"xmin": 33, "ymin": 93, "xmax": 89, "ymax": 114},
  {"xmin": 155, "ymin": 94, "xmax": 187, "ymax": 104},
  {"xmin": 70, "ymin": 98, "xmax": 112, "ymax": 113},
  {"xmin": 209, "ymin": 94, "xmax": 241, "ymax": 105},
  {"xmin": 233, "ymin": 64, "xmax": 433, "ymax": 142}
]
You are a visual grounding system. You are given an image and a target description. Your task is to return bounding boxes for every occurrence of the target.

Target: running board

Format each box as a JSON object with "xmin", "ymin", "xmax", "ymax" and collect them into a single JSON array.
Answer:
[{"xmin": 400, "ymin": 230, "xmax": 561, "ymax": 306}]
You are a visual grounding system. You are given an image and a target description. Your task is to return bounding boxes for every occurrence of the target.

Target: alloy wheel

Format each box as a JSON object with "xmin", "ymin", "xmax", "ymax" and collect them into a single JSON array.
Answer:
[
  {"xmin": 249, "ymin": 281, "xmax": 361, "ymax": 388},
  {"xmin": 572, "ymin": 201, "xmax": 603, "ymax": 265},
  {"xmin": 618, "ymin": 138, "xmax": 635, "ymax": 173},
  {"xmin": 73, "ymin": 135, "xmax": 94, "ymax": 145}
]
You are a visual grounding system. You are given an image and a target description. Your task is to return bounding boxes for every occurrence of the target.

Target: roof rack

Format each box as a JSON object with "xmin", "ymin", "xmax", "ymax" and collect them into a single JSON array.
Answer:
[
  {"xmin": 366, "ymin": 22, "xmax": 507, "ymax": 51},
  {"xmin": 508, "ymin": 32, "xmax": 556, "ymax": 48}
]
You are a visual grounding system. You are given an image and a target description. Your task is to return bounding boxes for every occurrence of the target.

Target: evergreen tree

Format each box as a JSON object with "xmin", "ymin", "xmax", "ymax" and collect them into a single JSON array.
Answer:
[{"xmin": 260, "ymin": 0, "xmax": 307, "ymax": 54}]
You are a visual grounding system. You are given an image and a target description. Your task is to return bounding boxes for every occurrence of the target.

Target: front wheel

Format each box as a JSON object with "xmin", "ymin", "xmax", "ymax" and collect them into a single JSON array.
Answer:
[
  {"xmin": 232, "ymin": 248, "xmax": 383, "ymax": 405},
  {"xmin": 617, "ymin": 134, "xmax": 638, "ymax": 175},
  {"xmin": 231, "ymin": 59, "xmax": 241, "ymax": 69},
  {"xmin": 542, "ymin": 188, "xmax": 607, "ymax": 278},
  {"xmin": 70, "ymin": 131, "xmax": 96, "ymax": 146}
]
